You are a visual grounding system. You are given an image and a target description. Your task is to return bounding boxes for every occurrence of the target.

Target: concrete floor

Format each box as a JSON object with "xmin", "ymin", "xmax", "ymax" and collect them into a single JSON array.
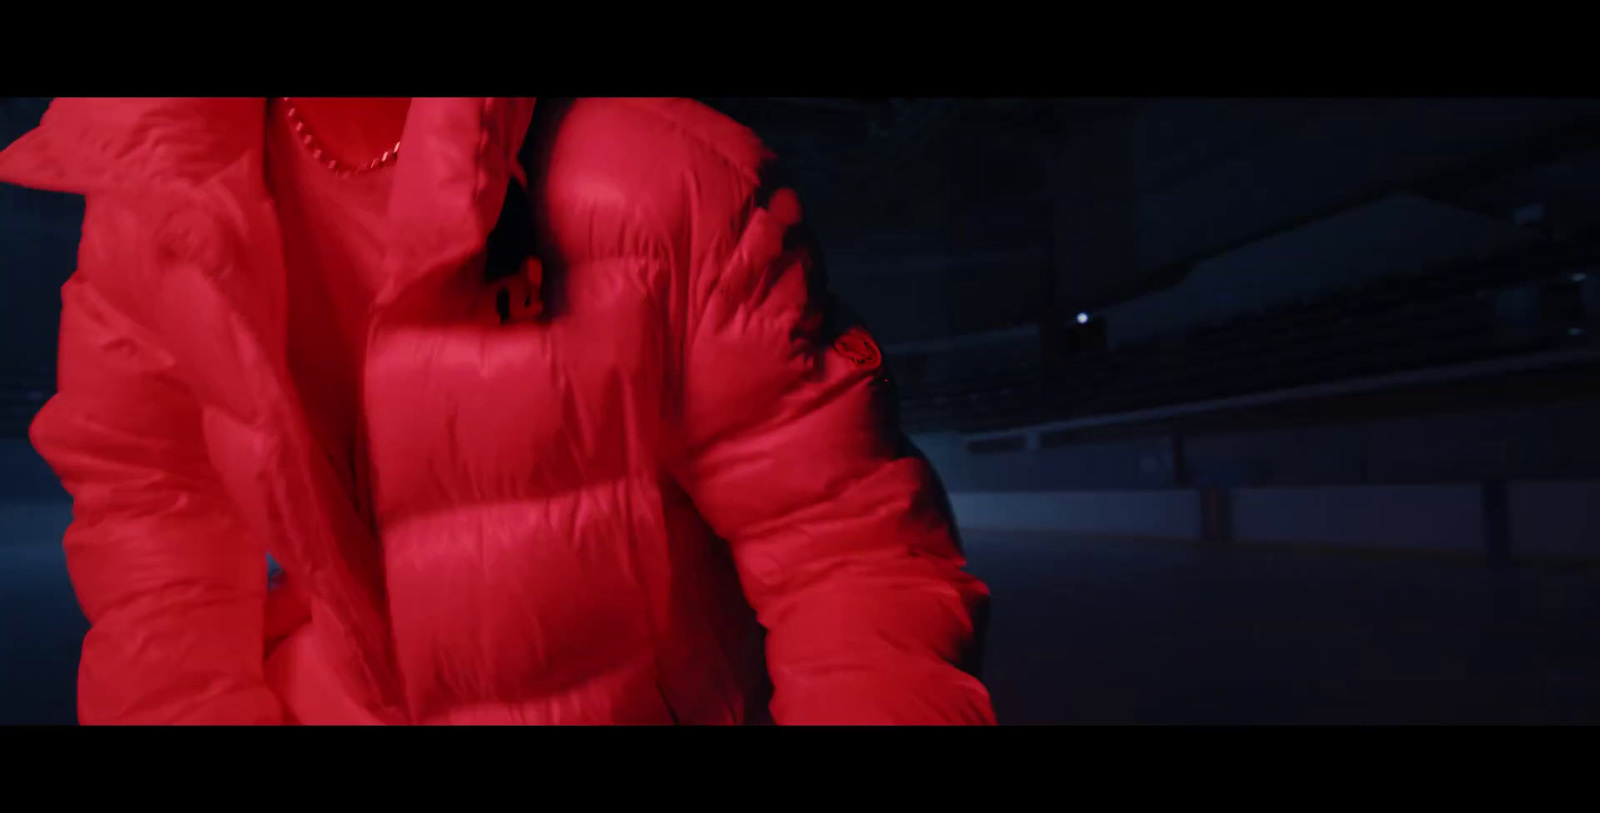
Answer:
[
  {"xmin": 966, "ymin": 532, "xmax": 1600, "ymax": 725},
  {"xmin": 3, "ymin": 531, "xmax": 1598, "ymax": 725}
]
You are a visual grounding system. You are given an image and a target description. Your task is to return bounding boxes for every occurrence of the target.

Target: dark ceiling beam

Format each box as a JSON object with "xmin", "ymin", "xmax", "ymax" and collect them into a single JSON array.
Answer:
[
  {"xmin": 1414, "ymin": 118, "xmax": 1600, "ymax": 201},
  {"xmin": 1134, "ymin": 100, "xmax": 1600, "ymax": 295}
]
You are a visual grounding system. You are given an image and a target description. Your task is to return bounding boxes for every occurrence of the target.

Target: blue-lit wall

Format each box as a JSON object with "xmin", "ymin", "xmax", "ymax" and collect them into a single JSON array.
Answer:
[
  {"xmin": 914, "ymin": 398, "xmax": 1600, "ymax": 493},
  {"xmin": 910, "ymin": 398, "xmax": 1600, "ymax": 563}
]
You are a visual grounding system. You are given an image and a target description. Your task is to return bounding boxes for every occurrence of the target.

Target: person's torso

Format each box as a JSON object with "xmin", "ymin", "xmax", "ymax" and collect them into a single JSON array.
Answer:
[{"xmin": 249, "ymin": 98, "xmax": 770, "ymax": 724}]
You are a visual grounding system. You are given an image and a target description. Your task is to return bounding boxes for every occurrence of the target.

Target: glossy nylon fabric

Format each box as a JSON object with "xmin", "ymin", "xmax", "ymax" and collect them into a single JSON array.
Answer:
[{"xmin": 0, "ymin": 98, "xmax": 995, "ymax": 725}]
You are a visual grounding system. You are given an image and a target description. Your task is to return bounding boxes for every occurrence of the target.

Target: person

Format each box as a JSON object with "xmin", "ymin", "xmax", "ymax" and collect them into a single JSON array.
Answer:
[{"xmin": 0, "ymin": 97, "xmax": 994, "ymax": 725}]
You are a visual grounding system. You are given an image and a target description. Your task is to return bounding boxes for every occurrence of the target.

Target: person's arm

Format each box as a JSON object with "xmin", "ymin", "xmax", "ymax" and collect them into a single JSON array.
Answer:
[
  {"xmin": 31, "ymin": 198, "xmax": 283, "ymax": 725},
  {"xmin": 672, "ymin": 175, "xmax": 995, "ymax": 725}
]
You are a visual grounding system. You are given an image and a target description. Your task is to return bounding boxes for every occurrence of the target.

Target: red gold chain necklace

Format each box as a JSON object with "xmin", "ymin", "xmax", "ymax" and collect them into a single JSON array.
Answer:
[{"xmin": 279, "ymin": 97, "xmax": 401, "ymax": 176}]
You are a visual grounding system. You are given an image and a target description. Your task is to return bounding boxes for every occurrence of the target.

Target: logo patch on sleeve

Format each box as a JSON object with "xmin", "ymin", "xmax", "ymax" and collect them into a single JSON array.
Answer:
[{"xmin": 832, "ymin": 326, "xmax": 883, "ymax": 370}]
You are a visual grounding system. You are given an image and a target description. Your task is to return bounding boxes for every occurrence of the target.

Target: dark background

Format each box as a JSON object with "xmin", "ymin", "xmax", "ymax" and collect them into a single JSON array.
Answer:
[{"xmin": 4, "ymin": 97, "xmax": 1599, "ymax": 725}]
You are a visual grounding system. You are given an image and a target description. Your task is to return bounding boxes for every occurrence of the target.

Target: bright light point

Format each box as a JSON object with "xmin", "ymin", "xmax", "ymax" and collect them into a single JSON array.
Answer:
[
  {"xmin": 1573, "ymin": 272, "xmax": 1588, "ymax": 283},
  {"xmin": 1076, "ymin": 312, "xmax": 1090, "ymax": 325}
]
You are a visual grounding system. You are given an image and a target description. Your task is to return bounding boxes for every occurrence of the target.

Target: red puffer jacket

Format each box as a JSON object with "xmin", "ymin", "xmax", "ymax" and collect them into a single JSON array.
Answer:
[{"xmin": 0, "ymin": 98, "xmax": 993, "ymax": 725}]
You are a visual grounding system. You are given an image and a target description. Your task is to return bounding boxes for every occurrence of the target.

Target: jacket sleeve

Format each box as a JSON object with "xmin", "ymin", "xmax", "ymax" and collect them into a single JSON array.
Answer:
[
  {"xmin": 30, "ymin": 200, "xmax": 284, "ymax": 725},
  {"xmin": 672, "ymin": 176, "xmax": 995, "ymax": 725}
]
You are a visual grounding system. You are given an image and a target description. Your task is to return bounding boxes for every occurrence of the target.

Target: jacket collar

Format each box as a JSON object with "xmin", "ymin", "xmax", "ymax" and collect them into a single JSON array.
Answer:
[
  {"xmin": 0, "ymin": 97, "xmax": 539, "ymax": 416},
  {"xmin": 378, "ymin": 97, "xmax": 537, "ymax": 309},
  {"xmin": 0, "ymin": 97, "xmax": 537, "ymax": 307},
  {"xmin": 0, "ymin": 98, "xmax": 534, "ymax": 193},
  {"xmin": 0, "ymin": 98, "xmax": 269, "ymax": 197}
]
